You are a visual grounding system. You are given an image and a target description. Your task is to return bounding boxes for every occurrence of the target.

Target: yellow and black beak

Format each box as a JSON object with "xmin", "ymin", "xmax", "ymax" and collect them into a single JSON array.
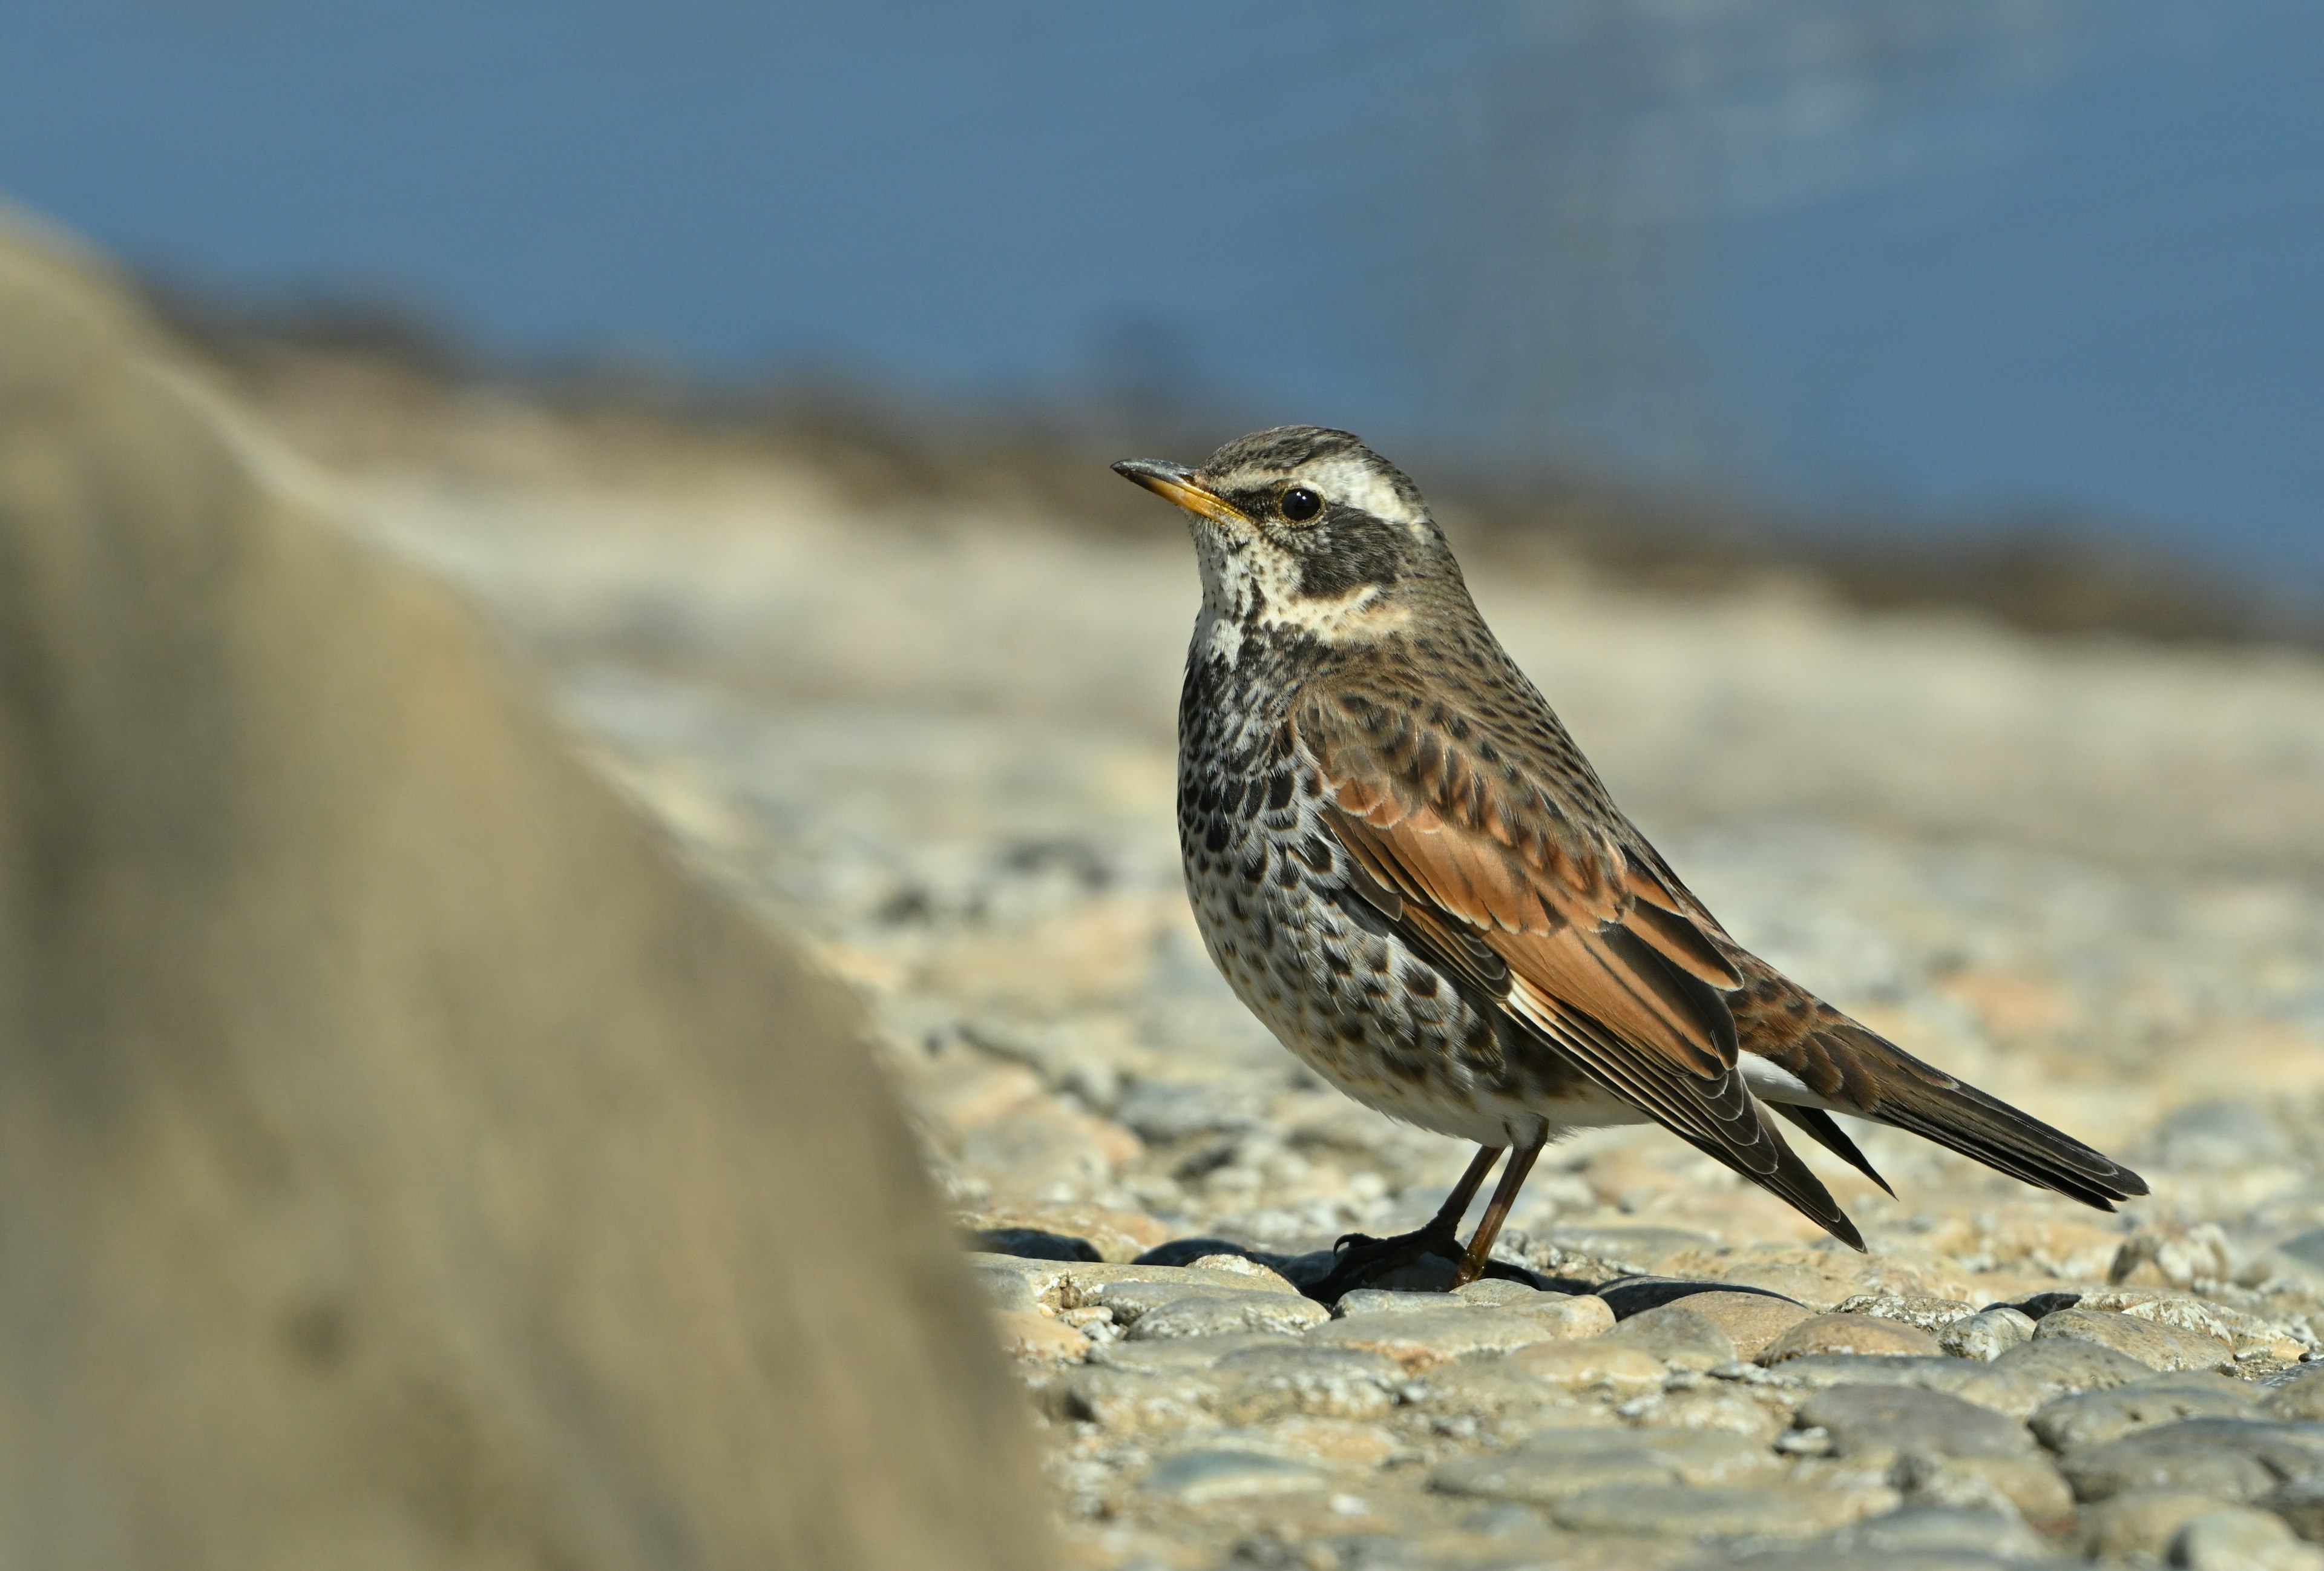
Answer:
[{"xmin": 1111, "ymin": 459, "xmax": 1250, "ymax": 528}]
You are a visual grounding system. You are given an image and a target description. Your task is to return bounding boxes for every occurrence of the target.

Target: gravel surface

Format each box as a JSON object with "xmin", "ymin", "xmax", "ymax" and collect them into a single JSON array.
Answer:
[{"xmin": 328, "ymin": 432, "xmax": 2324, "ymax": 1570}]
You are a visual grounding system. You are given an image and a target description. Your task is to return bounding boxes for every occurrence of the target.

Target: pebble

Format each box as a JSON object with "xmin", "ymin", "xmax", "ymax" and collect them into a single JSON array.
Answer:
[
  {"xmin": 1139, "ymin": 1447, "xmax": 1330, "ymax": 1502},
  {"xmin": 1810, "ymin": 1501, "xmax": 2057, "ymax": 1564},
  {"xmin": 1607, "ymin": 1302, "xmax": 1741, "ymax": 1369},
  {"xmin": 1949, "ymin": 1338, "xmax": 2157, "ymax": 1418},
  {"xmin": 1433, "ymin": 1426, "xmax": 1778, "ymax": 1505},
  {"xmin": 2270, "ymin": 1368, "xmax": 2324, "ymax": 1422},
  {"xmin": 2173, "ymin": 1505, "xmax": 2324, "ymax": 1570},
  {"xmin": 1307, "ymin": 1299, "xmax": 1607, "ymax": 1370},
  {"xmin": 1895, "ymin": 1450, "xmax": 2076, "ymax": 1521},
  {"xmin": 1621, "ymin": 1384, "xmax": 1791, "ymax": 1443},
  {"xmin": 992, "ymin": 1308, "xmax": 1092, "ymax": 1362},
  {"xmin": 2031, "ymin": 1307, "xmax": 2233, "ymax": 1372},
  {"xmin": 1761, "ymin": 1312, "xmax": 1943, "ymax": 1364},
  {"xmin": 1938, "ymin": 1306, "xmax": 2037, "ymax": 1362},
  {"xmin": 1647, "ymin": 1291, "xmax": 1813, "ymax": 1360},
  {"xmin": 1503, "ymin": 1337, "xmax": 1670, "ymax": 1395},
  {"xmin": 1549, "ymin": 1480, "xmax": 1899, "ymax": 1538},
  {"xmin": 1124, "ymin": 1290, "xmax": 1329, "ymax": 1340},
  {"xmin": 1204, "ymin": 1343, "xmax": 1405, "ymax": 1423},
  {"xmin": 1751, "ymin": 1354, "xmax": 1975, "ymax": 1393},
  {"xmin": 2267, "ymin": 1480, "xmax": 2324, "ymax": 1549},
  {"xmin": 1797, "ymin": 1383, "xmax": 2033, "ymax": 1460},
  {"xmin": 2059, "ymin": 1417, "xmax": 2324, "ymax": 1504},
  {"xmin": 2029, "ymin": 1374, "xmax": 2262, "ymax": 1451},
  {"xmin": 2073, "ymin": 1488, "xmax": 2233, "ymax": 1559},
  {"xmin": 1833, "ymin": 1292, "xmax": 1981, "ymax": 1332}
]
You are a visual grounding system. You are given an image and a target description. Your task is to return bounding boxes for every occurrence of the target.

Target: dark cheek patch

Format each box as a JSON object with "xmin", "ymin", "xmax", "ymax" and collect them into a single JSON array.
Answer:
[{"xmin": 1295, "ymin": 509, "xmax": 1407, "ymax": 600}]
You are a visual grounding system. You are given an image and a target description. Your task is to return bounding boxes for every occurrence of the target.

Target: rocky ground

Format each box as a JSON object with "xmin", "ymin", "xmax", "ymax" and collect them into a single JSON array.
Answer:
[{"xmin": 283, "ymin": 372, "xmax": 2324, "ymax": 1570}]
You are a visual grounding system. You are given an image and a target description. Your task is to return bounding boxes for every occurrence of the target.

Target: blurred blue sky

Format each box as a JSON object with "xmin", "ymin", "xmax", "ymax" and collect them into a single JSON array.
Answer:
[{"xmin": 2, "ymin": 2, "xmax": 2319, "ymax": 586}]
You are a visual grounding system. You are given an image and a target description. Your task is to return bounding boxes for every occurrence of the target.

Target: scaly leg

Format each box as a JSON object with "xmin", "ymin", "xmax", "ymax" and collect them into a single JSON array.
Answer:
[
  {"xmin": 1451, "ymin": 1131, "xmax": 1546, "ymax": 1287},
  {"xmin": 1310, "ymin": 1144, "xmax": 1503, "ymax": 1300}
]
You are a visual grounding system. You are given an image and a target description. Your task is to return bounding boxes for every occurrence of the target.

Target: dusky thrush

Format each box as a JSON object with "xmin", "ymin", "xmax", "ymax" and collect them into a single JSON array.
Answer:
[{"xmin": 1114, "ymin": 426, "xmax": 2146, "ymax": 1293}]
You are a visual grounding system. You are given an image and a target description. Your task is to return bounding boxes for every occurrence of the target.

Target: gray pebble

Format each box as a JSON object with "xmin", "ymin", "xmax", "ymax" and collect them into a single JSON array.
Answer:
[
  {"xmin": 2032, "ymin": 1308, "xmax": 2231, "ymax": 1373},
  {"xmin": 1799, "ymin": 1383, "xmax": 2034, "ymax": 1460},
  {"xmin": 2060, "ymin": 1417, "xmax": 2324, "ymax": 1504},
  {"xmin": 1549, "ymin": 1479, "xmax": 1897, "ymax": 1538},
  {"xmin": 1124, "ymin": 1289, "xmax": 1328, "ymax": 1340},
  {"xmin": 1139, "ymin": 1447, "xmax": 1328, "ymax": 1501},
  {"xmin": 1433, "ymin": 1425, "xmax": 1775, "ymax": 1504},
  {"xmin": 1951, "ymin": 1338, "xmax": 2158, "ymax": 1418},
  {"xmin": 2029, "ymin": 1374, "xmax": 2260, "ymax": 1452},
  {"xmin": 2172, "ymin": 1504, "xmax": 2324, "ymax": 1570}
]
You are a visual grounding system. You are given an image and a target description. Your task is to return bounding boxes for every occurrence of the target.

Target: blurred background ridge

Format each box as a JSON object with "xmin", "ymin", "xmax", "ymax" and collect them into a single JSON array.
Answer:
[{"xmin": 2, "ymin": 0, "xmax": 2319, "ymax": 623}]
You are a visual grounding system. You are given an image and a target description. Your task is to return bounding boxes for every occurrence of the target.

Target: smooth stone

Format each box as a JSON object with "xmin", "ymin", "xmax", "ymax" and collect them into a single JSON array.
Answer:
[
  {"xmin": 1086, "ymin": 1332, "xmax": 1292, "ymax": 1374},
  {"xmin": 1550, "ymin": 1480, "xmax": 1898, "ymax": 1538},
  {"xmin": 2060, "ymin": 1417, "xmax": 2324, "ymax": 1504},
  {"xmin": 1335, "ymin": 1288, "xmax": 1466, "ymax": 1318},
  {"xmin": 1543, "ymin": 1225, "xmax": 1720, "ymax": 1277},
  {"xmin": 1184, "ymin": 1254, "xmax": 1302, "ymax": 1293},
  {"xmin": 1206, "ymin": 1342, "xmax": 1404, "ymax": 1422},
  {"xmin": 1649, "ymin": 1291, "xmax": 1813, "ymax": 1360},
  {"xmin": 1938, "ymin": 1307, "xmax": 2037, "ymax": 1362},
  {"xmin": 1454, "ymin": 1277, "xmax": 1568, "ymax": 1308},
  {"xmin": 1433, "ymin": 1426, "xmax": 1777, "ymax": 1504},
  {"xmin": 1623, "ymin": 1384, "xmax": 1790, "ymax": 1443},
  {"xmin": 1903, "ymin": 1452, "xmax": 2076, "ymax": 1521},
  {"xmin": 2262, "ymin": 1477, "xmax": 2324, "ymax": 1543},
  {"xmin": 1834, "ymin": 1293, "xmax": 1980, "ymax": 1332},
  {"xmin": 1751, "ymin": 1354, "xmax": 1980, "ymax": 1394},
  {"xmin": 2073, "ymin": 1288, "xmax": 2240, "ymax": 1348},
  {"xmin": 1504, "ymin": 1337, "xmax": 1670, "ymax": 1395},
  {"xmin": 1405, "ymin": 1360, "xmax": 1621, "ymax": 1426},
  {"xmin": 1307, "ymin": 1302, "xmax": 1603, "ymax": 1370},
  {"xmin": 2032, "ymin": 1308, "xmax": 2231, "ymax": 1373},
  {"xmin": 1761, "ymin": 1312, "xmax": 1943, "ymax": 1364},
  {"xmin": 1203, "ymin": 1416, "xmax": 1401, "ymax": 1467},
  {"xmin": 964, "ymin": 1254, "xmax": 1307, "ymax": 1321},
  {"xmin": 967, "ymin": 1225, "xmax": 1102, "ymax": 1262},
  {"xmin": 2072, "ymin": 1489, "xmax": 2230, "ymax": 1560},
  {"xmin": 1594, "ymin": 1276, "xmax": 1800, "ymax": 1319},
  {"xmin": 1046, "ymin": 1367, "xmax": 1217, "ymax": 1432},
  {"xmin": 1610, "ymin": 1302, "xmax": 1738, "ymax": 1369},
  {"xmin": 991, "ymin": 1309, "xmax": 1089, "ymax": 1362},
  {"xmin": 2029, "ymin": 1374, "xmax": 2261, "ymax": 1451},
  {"xmin": 1799, "ymin": 1383, "xmax": 2033, "ymax": 1460},
  {"xmin": 1139, "ymin": 1447, "xmax": 1328, "ymax": 1502},
  {"xmin": 1951, "ymin": 1339, "xmax": 2157, "ymax": 1419},
  {"xmin": 2174, "ymin": 1506, "xmax": 2324, "ymax": 1570},
  {"xmin": 1816, "ymin": 1502, "xmax": 2055, "ymax": 1563},
  {"xmin": 2271, "ymin": 1369, "xmax": 2324, "ymax": 1423},
  {"xmin": 1124, "ymin": 1290, "xmax": 1329, "ymax": 1340}
]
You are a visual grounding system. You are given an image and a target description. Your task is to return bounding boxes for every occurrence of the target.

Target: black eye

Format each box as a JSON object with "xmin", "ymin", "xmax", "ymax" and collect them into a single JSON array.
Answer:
[{"xmin": 1279, "ymin": 486, "xmax": 1323, "ymax": 522}]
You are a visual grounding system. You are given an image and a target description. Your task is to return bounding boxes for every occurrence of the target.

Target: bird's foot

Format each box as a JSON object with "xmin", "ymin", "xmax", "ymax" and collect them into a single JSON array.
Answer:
[{"xmin": 1305, "ymin": 1222, "xmax": 1466, "ymax": 1302}]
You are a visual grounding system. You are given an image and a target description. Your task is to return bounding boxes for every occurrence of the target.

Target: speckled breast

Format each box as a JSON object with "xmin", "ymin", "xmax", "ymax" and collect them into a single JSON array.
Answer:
[{"xmin": 1174, "ymin": 643, "xmax": 1585, "ymax": 1148}]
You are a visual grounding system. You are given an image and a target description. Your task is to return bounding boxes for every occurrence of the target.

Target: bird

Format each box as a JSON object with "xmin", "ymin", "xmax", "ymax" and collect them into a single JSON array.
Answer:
[{"xmin": 1113, "ymin": 426, "xmax": 2147, "ymax": 1296}]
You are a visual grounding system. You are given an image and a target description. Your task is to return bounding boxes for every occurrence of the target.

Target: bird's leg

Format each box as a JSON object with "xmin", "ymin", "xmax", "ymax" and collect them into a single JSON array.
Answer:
[
  {"xmin": 1450, "ymin": 1131, "xmax": 1547, "ymax": 1287},
  {"xmin": 1310, "ymin": 1145, "xmax": 1503, "ymax": 1299}
]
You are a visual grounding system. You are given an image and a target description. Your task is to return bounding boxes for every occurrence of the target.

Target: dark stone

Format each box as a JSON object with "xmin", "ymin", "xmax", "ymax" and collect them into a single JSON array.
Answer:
[
  {"xmin": 970, "ymin": 1227, "xmax": 1103, "ymax": 1262},
  {"xmin": 1597, "ymin": 1274, "xmax": 1803, "ymax": 1319}
]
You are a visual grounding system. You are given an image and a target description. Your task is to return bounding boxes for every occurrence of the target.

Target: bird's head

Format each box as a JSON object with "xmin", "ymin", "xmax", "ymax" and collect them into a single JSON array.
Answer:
[{"xmin": 1114, "ymin": 426, "xmax": 1460, "ymax": 651}]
